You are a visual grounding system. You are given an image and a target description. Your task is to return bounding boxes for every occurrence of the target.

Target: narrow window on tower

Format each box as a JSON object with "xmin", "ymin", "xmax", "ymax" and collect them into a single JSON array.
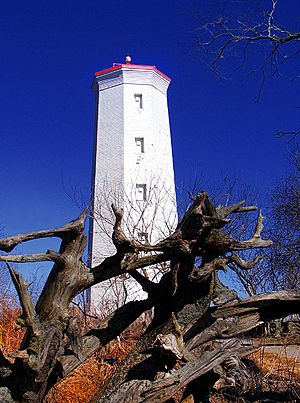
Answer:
[
  {"xmin": 134, "ymin": 94, "xmax": 143, "ymax": 109},
  {"xmin": 138, "ymin": 232, "xmax": 148, "ymax": 243},
  {"xmin": 135, "ymin": 137, "xmax": 145, "ymax": 153},
  {"xmin": 136, "ymin": 184, "xmax": 147, "ymax": 201}
]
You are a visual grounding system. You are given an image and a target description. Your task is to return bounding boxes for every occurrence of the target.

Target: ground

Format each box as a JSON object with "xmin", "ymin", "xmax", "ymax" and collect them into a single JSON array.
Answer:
[{"xmin": 44, "ymin": 337, "xmax": 300, "ymax": 402}]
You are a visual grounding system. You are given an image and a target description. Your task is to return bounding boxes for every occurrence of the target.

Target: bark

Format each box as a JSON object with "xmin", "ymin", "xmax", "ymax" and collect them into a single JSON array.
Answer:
[{"xmin": 0, "ymin": 192, "xmax": 298, "ymax": 402}]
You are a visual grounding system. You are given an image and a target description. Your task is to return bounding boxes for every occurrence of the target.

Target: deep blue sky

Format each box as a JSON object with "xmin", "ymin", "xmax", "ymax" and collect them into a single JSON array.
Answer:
[{"xmin": 0, "ymin": 0, "xmax": 299, "ymax": 278}]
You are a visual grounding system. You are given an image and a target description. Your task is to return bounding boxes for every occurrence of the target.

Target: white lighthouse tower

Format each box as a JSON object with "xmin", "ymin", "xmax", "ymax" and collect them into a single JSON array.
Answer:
[{"xmin": 88, "ymin": 57, "xmax": 177, "ymax": 310}]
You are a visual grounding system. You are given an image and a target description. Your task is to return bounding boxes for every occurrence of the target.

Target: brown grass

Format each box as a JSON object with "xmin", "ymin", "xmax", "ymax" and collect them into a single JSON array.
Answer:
[
  {"xmin": 250, "ymin": 346, "xmax": 300, "ymax": 379},
  {"xmin": 44, "ymin": 337, "xmax": 135, "ymax": 403},
  {"xmin": 247, "ymin": 343, "xmax": 300, "ymax": 400},
  {"xmin": 0, "ymin": 298, "xmax": 24, "ymax": 361},
  {"xmin": 43, "ymin": 312, "xmax": 149, "ymax": 403}
]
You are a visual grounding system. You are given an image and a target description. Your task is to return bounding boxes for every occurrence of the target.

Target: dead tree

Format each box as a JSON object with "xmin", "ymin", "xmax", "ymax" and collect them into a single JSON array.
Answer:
[{"xmin": 0, "ymin": 192, "xmax": 299, "ymax": 402}]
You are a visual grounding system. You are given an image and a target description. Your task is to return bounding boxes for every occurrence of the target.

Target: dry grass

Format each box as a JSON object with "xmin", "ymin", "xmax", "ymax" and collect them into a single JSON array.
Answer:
[
  {"xmin": 246, "ymin": 342, "xmax": 300, "ymax": 401},
  {"xmin": 44, "ymin": 313, "xmax": 148, "ymax": 403},
  {"xmin": 0, "ymin": 298, "xmax": 24, "ymax": 361},
  {"xmin": 250, "ymin": 345, "xmax": 300, "ymax": 379},
  {"xmin": 0, "ymin": 301, "xmax": 147, "ymax": 403},
  {"xmin": 44, "ymin": 337, "xmax": 135, "ymax": 403}
]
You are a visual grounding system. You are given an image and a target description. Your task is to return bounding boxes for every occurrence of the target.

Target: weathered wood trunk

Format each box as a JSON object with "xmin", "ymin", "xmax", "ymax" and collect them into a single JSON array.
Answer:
[{"xmin": 0, "ymin": 192, "xmax": 299, "ymax": 402}]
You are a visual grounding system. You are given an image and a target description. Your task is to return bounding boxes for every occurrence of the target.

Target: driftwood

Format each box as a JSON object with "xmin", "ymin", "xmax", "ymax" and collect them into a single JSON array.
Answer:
[{"xmin": 0, "ymin": 192, "xmax": 299, "ymax": 402}]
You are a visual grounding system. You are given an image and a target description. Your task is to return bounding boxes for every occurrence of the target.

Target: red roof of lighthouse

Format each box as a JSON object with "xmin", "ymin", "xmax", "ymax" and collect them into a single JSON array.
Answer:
[{"xmin": 95, "ymin": 63, "xmax": 171, "ymax": 82}]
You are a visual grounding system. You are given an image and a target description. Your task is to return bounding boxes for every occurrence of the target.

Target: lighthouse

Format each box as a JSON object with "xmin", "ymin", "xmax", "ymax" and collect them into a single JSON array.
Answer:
[{"xmin": 88, "ymin": 57, "xmax": 177, "ymax": 310}]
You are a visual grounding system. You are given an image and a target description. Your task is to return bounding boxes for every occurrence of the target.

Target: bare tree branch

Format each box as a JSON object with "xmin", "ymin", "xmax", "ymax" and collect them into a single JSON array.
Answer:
[
  {"xmin": 228, "ymin": 253, "xmax": 264, "ymax": 270},
  {"xmin": 0, "ymin": 250, "xmax": 64, "ymax": 263},
  {"xmin": 0, "ymin": 209, "xmax": 87, "ymax": 252},
  {"xmin": 5, "ymin": 261, "xmax": 41, "ymax": 336},
  {"xmin": 193, "ymin": 0, "xmax": 300, "ymax": 104}
]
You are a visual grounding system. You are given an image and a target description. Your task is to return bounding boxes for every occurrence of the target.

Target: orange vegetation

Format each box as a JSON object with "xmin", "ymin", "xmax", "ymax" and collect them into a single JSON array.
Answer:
[
  {"xmin": 249, "ymin": 344, "xmax": 300, "ymax": 379},
  {"xmin": 0, "ymin": 299, "xmax": 24, "ymax": 361},
  {"xmin": 44, "ymin": 313, "xmax": 149, "ymax": 402},
  {"xmin": 44, "ymin": 337, "xmax": 135, "ymax": 403}
]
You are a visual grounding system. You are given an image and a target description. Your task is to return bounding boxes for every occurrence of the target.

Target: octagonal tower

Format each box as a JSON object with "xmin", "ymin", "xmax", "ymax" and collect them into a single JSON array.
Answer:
[{"xmin": 88, "ymin": 58, "xmax": 177, "ymax": 310}]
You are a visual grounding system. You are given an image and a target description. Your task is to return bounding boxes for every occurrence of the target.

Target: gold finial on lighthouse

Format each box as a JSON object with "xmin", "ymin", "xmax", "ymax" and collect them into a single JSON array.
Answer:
[{"xmin": 125, "ymin": 54, "xmax": 131, "ymax": 64}]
